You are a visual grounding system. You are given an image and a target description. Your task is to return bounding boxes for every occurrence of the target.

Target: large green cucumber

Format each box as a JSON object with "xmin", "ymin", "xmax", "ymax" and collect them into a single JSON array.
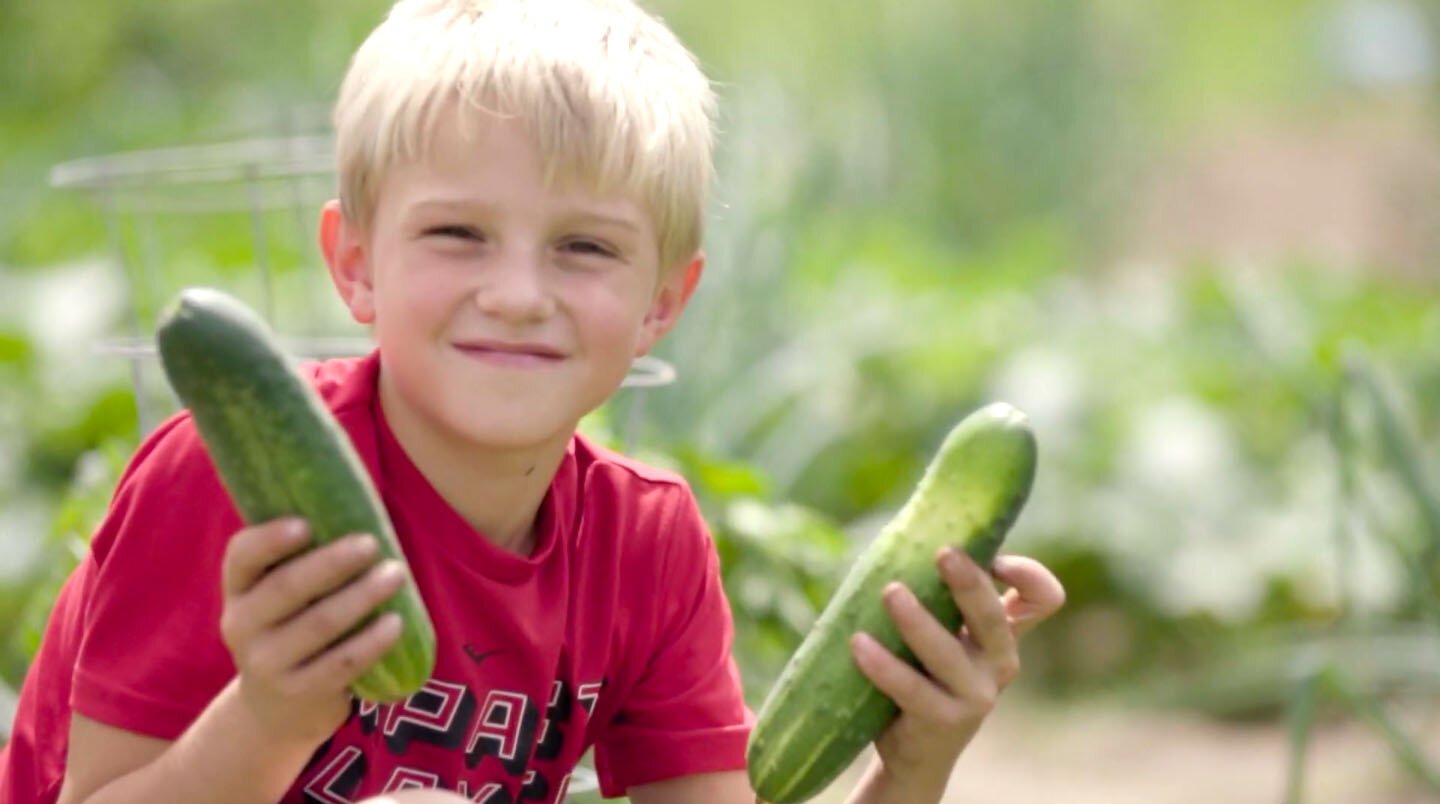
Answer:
[
  {"xmin": 155, "ymin": 287, "xmax": 436, "ymax": 703},
  {"xmin": 746, "ymin": 403, "xmax": 1037, "ymax": 803}
]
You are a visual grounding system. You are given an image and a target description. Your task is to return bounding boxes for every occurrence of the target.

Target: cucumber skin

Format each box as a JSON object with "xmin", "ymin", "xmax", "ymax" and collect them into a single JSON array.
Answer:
[
  {"xmin": 155, "ymin": 287, "xmax": 436, "ymax": 703},
  {"xmin": 746, "ymin": 404, "xmax": 1037, "ymax": 803}
]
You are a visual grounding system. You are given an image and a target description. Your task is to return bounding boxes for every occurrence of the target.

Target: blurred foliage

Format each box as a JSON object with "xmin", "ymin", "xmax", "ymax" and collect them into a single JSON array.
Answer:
[{"xmin": 3, "ymin": 4, "xmax": 1440, "ymax": 795}]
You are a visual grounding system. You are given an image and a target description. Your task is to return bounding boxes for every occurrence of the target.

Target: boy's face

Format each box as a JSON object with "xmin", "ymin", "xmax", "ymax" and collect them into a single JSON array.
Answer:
[{"xmin": 321, "ymin": 108, "xmax": 702, "ymax": 451}]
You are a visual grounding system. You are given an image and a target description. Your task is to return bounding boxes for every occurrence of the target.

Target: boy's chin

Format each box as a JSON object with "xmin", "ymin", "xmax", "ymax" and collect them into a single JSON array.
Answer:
[{"xmin": 437, "ymin": 408, "xmax": 583, "ymax": 453}]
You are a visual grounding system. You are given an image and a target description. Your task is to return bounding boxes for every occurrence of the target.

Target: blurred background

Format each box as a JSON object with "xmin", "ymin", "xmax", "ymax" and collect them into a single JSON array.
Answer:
[{"xmin": 3, "ymin": 0, "xmax": 1440, "ymax": 801}]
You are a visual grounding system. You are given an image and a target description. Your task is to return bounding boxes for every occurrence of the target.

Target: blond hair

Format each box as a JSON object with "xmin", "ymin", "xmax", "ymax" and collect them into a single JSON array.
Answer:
[{"xmin": 334, "ymin": 0, "xmax": 717, "ymax": 269}]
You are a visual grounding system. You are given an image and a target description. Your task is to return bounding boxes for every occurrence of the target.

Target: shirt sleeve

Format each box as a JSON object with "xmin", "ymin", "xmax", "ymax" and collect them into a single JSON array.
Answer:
[
  {"xmin": 592, "ymin": 487, "xmax": 755, "ymax": 796},
  {"xmin": 70, "ymin": 413, "xmax": 243, "ymax": 740}
]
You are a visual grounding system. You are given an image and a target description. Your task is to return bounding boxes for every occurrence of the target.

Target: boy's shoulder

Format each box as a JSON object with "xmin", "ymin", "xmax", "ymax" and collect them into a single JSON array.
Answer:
[
  {"xmin": 568, "ymin": 433, "xmax": 707, "ymax": 534},
  {"xmin": 571, "ymin": 433, "xmax": 690, "ymax": 491}
]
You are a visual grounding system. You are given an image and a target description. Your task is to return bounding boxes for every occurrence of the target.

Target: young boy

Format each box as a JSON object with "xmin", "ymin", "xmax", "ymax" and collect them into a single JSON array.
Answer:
[{"xmin": 0, "ymin": 1, "xmax": 1065, "ymax": 802}]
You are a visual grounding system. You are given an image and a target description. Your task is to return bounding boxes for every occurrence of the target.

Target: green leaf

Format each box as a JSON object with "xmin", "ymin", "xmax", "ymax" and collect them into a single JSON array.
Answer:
[
  {"xmin": 1342, "ymin": 345, "xmax": 1440, "ymax": 620},
  {"xmin": 1282, "ymin": 662, "xmax": 1323, "ymax": 804},
  {"xmin": 1331, "ymin": 670, "xmax": 1440, "ymax": 793}
]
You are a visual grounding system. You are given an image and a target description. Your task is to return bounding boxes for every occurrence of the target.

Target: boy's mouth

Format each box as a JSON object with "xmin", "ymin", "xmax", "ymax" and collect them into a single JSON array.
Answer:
[{"xmin": 453, "ymin": 339, "xmax": 566, "ymax": 366}]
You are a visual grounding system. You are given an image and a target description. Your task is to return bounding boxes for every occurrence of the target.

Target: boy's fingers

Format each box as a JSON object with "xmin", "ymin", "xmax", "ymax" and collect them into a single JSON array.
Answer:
[
  {"xmin": 221, "ymin": 518, "xmax": 311, "ymax": 596},
  {"xmin": 990, "ymin": 555, "xmax": 1066, "ymax": 637},
  {"xmin": 940, "ymin": 549, "xmax": 1017, "ymax": 669},
  {"xmin": 243, "ymin": 535, "xmax": 383, "ymax": 629},
  {"xmin": 850, "ymin": 632, "xmax": 962, "ymax": 722},
  {"xmin": 258, "ymin": 559, "xmax": 406, "ymax": 673},
  {"xmin": 292, "ymin": 610, "xmax": 404, "ymax": 693},
  {"xmin": 881, "ymin": 582, "xmax": 985, "ymax": 698}
]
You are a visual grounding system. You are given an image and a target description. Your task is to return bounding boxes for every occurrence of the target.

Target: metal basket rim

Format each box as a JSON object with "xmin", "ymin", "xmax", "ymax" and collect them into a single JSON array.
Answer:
[{"xmin": 49, "ymin": 134, "xmax": 337, "ymax": 192}]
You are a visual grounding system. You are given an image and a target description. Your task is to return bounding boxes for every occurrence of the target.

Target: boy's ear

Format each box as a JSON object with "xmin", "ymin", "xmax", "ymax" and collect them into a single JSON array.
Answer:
[
  {"xmin": 636, "ymin": 252, "xmax": 704, "ymax": 356},
  {"xmin": 319, "ymin": 199, "xmax": 376, "ymax": 325}
]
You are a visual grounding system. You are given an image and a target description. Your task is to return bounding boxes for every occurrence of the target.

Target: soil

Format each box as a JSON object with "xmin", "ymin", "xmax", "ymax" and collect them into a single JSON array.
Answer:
[{"xmin": 810, "ymin": 697, "xmax": 1440, "ymax": 804}]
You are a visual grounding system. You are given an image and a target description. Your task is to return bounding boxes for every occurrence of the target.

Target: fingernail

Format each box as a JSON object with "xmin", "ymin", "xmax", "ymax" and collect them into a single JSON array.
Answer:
[
  {"xmin": 851, "ymin": 632, "xmax": 877, "ymax": 656},
  {"xmin": 285, "ymin": 518, "xmax": 309, "ymax": 540},
  {"xmin": 883, "ymin": 582, "xmax": 908, "ymax": 607},
  {"xmin": 941, "ymin": 548, "xmax": 964, "ymax": 573},
  {"xmin": 377, "ymin": 611, "xmax": 403, "ymax": 637},
  {"xmin": 377, "ymin": 559, "xmax": 406, "ymax": 584}
]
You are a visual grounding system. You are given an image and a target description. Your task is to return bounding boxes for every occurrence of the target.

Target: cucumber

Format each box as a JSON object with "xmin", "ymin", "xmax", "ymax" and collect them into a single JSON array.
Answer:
[
  {"xmin": 155, "ymin": 287, "xmax": 436, "ymax": 703},
  {"xmin": 746, "ymin": 403, "xmax": 1037, "ymax": 803}
]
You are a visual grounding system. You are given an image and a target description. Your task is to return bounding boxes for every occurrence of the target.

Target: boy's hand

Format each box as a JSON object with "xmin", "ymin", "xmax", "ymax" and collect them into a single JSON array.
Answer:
[
  {"xmin": 219, "ymin": 517, "xmax": 408, "ymax": 746},
  {"xmin": 849, "ymin": 550, "xmax": 1064, "ymax": 796}
]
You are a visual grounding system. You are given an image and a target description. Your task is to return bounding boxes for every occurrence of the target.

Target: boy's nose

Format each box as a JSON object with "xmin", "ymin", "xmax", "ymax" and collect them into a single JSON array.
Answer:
[{"xmin": 471, "ymin": 254, "xmax": 556, "ymax": 323}]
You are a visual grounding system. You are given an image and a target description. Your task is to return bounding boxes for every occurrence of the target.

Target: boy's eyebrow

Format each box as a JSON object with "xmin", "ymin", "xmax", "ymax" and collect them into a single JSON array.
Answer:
[
  {"xmin": 566, "ymin": 210, "xmax": 643, "ymax": 234},
  {"xmin": 406, "ymin": 198, "xmax": 501, "ymax": 218},
  {"xmin": 407, "ymin": 199, "xmax": 642, "ymax": 234}
]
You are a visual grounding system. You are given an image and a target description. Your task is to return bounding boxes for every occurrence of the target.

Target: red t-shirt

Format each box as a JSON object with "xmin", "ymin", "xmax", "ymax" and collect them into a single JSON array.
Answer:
[{"xmin": 0, "ymin": 351, "xmax": 752, "ymax": 803}]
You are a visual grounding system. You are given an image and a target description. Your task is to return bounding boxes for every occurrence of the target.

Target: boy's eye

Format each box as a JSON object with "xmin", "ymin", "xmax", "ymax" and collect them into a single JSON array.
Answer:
[
  {"xmin": 425, "ymin": 225, "xmax": 482, "ymax": 241},
  {"xmin": 562, "ymin": 239, "xmax": 618, "ymax": 259}
]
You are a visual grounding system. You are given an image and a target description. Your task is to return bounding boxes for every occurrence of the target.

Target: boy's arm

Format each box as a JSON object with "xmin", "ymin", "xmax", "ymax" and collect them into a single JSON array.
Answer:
[
  {"xmin": 55, "ymin": 717, "xmax": 168, "ymax": 804},
  {"xmin": 58, "ymin": 683, "xmax": 320, "ymax": 804}
]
